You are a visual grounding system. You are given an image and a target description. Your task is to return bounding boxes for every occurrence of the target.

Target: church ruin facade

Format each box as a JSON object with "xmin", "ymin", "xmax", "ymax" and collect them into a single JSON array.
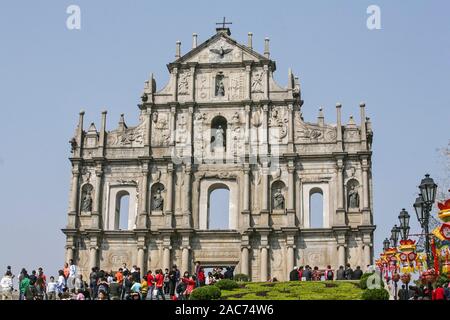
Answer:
[{"xmin": 63, "ymin": 26, "xmax": 375, "ymax": 281}]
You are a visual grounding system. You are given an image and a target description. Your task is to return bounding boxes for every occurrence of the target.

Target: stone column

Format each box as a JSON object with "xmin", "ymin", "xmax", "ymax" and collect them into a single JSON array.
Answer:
[
  {"xmin": 260, "ymin": 233, "xmax": 269, "ymax": 281},
  {"xmin": 263, "ymin": 64, "xmax": 269, "ymax": 99},
  {"xmin": 287, "ymin": 103, "xmax": 294, "ymax": 153},
  {"xmin": 169, "ymin": 105, "xmax": 176, "ymax": 146},
  {"xmin": 287, "ymin": 245, "xmax": 295, "ymax": 274},
  {"xmin": 91, "ymin": 165, "xmax": 103, "ymax": 229},
  {"xmin": 362, "ymin": 160, "xmax": 370, "ymax": 209},
  {"xmin": 243, "ymin": 167, "xmax": 250, "ymax": 211},
  {"xmin": 261, "ymin": 104, "xmax": 269, "ymax": 155},
  {"xmin": 138, "ymin": 163, "xmax": 149, "ymax": 228},
  {"xmin": 287, "ymin": 163, "xmax": 296, "ymax": 226},
  {"xmin": 260, "ymin": 163, "xmax": 269, "ymax": 226},
  {"xmin": 260, "ymin": 246, "xmax": 268, "ymax": 281},
  {"xmin": 181, "ymin": 246, "xmax": 190, "ymax": 274},
  {"xmin": 244, "ymin": 104, "xmax": 251, "ymax": 154},
  {"xmin": 364, "ymin": 244, "xmax": 371, "ymax": 267},
  {"xmin": 137, "ymin": 246, "xmax": 145, "ymax": 275},
  {"xmin": 68, "ymin": 164, "xmax": 81, "ymax": 228},
  {"xmin": 65, "ymin": 245, "xmax": 74, "ymax": 263},
  {"xmin": 245, "ymin": 63, "xmax": 251, "ymax": 100},
  {"xmin": 89, "ymin": 245, "xmax": 98, "ymax": 271},
  {"xmin": 165, "ymin": 164, "xmax": 174, "ymax": 227},
  {"xmin": 336, "ymin": 158, "xmax": 346, "ymax": 225},
  {"xmin": 183, "ymin": 164, "xmax": 192, "ymax": 228},
  {"xmin": 240, "ymin": 246, "xmax": 249, "ymax": 276},
  {"xmin": 163, "ymin": 246, "xmax": 171, "ymax": 271},
  {"xmin": 338, "ymin": 245, "xmax": 346, "ymax": 267}
]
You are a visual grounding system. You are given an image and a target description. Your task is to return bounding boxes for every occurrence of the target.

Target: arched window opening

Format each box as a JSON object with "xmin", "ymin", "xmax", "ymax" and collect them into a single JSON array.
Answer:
[
  {"xmin": 207, "ymin": 184, "xmax": 230, "ymax": 229},
  {"xmin": 271, "ymin": 180, "xmax": 286, "ymax": 211},
  {"xmin": 310, "ymin": 188, "xmax": 324, "ymax": 228},
  {"xmin": 116, "ymin": 191, "xmax": 130, "ymax": 230},
  {"xmin": 211, "ymin": 116, "xmax": 227, "ymax": 152}
]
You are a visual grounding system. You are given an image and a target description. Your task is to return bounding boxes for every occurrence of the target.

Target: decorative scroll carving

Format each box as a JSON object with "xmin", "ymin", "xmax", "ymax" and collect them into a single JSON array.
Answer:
[
  {"xmin": 178, "ymin": 71, "xmax": 191, "ymax": 95},
  {"xmin": 294, "ymin": 113, "xmax": 337, "ymax": 143},
  {"xmin": 152, "ymin": 112, "xmax": 170, "ymax": 146},
  {"xmin": 108, "ymin": 120, "xmax": 146, "ymax": 147}
]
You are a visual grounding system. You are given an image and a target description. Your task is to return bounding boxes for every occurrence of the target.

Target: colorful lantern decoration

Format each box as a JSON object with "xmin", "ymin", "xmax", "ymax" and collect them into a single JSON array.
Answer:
[{"xmin": 396, "ymin": 239, "xmax": 419, "ymax": 273}]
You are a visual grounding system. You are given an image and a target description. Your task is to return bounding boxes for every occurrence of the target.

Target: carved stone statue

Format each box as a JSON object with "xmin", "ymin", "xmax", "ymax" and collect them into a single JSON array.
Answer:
[
  {"xmin": 348, "ymin": 185, "xmax": 359, "ymax": 209},
  {"xmin": 273, "ymin": 188, "xmax": 285, "ymax": 210},
  {"xmin": 215, "ymin": 125, "xmax": 225, "ymax": 149},
  {"xmin": 216, "ymin": 78, "xmax": 225, "ymax": 96},
  {"xmin": 152, "ymin": 189, "xmax": 164, "ymax": 211},
  {"xmin": 81, "ymin": 190, "xmax": 93, "ymax": 212}
]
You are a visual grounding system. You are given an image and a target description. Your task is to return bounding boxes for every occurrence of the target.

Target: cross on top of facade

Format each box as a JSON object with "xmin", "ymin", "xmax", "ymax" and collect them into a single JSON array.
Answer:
[
  {"xmin": 215, "ymin": 17, "xmax": 232, "ymax": 35},
  {"xmin": 216, "ymin": 17, "xmax": 232, "ymax": 29}
]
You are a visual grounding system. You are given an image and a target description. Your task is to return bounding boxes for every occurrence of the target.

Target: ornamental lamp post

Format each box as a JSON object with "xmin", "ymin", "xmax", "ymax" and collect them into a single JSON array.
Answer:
[
  {"xmin": 383, "ymin": 238, "xmax": 390, "ymax": 251},
  {"xmin": 415, "ymin": 174, "xmax": 438, "ymax": 269},
  {"xmin": 398, "ymin": 209, "xmax": 410, "ymax": 241},
  {"xmin": 390, "ymin": 225, "xmax": 400, "ymax": 248}
]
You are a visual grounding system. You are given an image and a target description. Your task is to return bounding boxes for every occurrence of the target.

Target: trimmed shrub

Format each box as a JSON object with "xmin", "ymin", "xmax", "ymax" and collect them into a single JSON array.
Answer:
[
  {"xmin": 359, "ymin": 272, "xmax": 384, "ymax": 290},
  {"xmin": 215, "ymin": 279, "xmax": 239, "ymax": 290},
  {"xmin": 190, "ymin": 285, "xmax": 222, "ymax": 300},
  {"xmin": 361, "ymin": 288, "xmax": 389, "ymax": 300},
  {"xmin": 234, "ymin": 274, "xmax": 250, "ymax": 282}
]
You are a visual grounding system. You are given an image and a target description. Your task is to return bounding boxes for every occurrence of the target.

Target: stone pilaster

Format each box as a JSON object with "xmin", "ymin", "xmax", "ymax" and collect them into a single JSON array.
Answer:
[
  {"xmin": 361, "ymin": 155, "xmax": 372, "ymax": 225},
  {"xmin": 165, "ymin": 163, "xmax": 174, "ymax": 228},
  {"xmin": 162, "ymin": 235, "xmax": 172, "ymax": 271},
  {"xmin": 287, "ymin": 103, "xmax": 294, "ymax": 153},
  {"xmin": 260, "ymin": 162, "xmax": 269, "ymax": 227},
  {"xmin": 136, "ymin": 235, "xmax": 147, "ymax": 275},
  {"xmin": 287, "ymin": 160, "xmax": 296, "ymax": 226},
  {"xmin": 91, "ymin": 162, "xmax": 103, "ymax": 229},
  {"xmin": 68, "ymin": 162, "xmax": 81, "ymax": 228},
  {"xmin": 183, "ymin": 164, "xmax": 192, "ymax": 228},
  {"xmin": 242, "ymin": 164, "xmax": 251, "ymax": 229},
  {"xmin": 181, "ymin": 234, "xmax": 191, "ymax": 274},
  {"xmin": 260, "ymin": 233, "xmax": 269, "ymax": 281},
  {"xmin": 335, "ymin": 155, "xmax": 346, "ymax": 226},
  {"xmin": 137, "ymin": 161, "xmax": 149, "ymax": 229}
]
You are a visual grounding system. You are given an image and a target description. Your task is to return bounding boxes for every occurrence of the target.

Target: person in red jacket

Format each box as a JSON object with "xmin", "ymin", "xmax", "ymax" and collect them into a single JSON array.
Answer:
[
  {"xmin": 298, "ymin": 266, "xmax": 304, "ymax": 281},
  {"xmin": 432, "ymin": 284, "xmax": 445, "ymax": 300},
  {"xmin": 182, "ymin": 275, "xmax": 196, "ymax": 299},
  {"xmin": 197, "ymin": 267, "xmax": 205, "ymax": 287},
  {"xmin": 146, "ymin": 270, "xmax": 154, "ymax": 300},
  {"xmin": 154, "ymin": 269, "xmax": 165, "ymax": 300}
]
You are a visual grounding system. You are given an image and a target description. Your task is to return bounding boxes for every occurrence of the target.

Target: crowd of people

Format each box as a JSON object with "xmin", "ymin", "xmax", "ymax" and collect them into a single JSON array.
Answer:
[
  {"xmin": 385, "ymin": 278, "xmax": 450, "ymax": 300},
  {"xmin": 0, "ymin": 261, "xmax": 235, "ymax": 300},
  {"xmin": 288, "ymin": 263, "xmax": 364, "ymax": 281}
]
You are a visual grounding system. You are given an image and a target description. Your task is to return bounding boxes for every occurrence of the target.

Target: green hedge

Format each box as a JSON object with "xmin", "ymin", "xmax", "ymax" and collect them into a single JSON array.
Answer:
[
  {"xmin": 234, "ymin": 274, "xmax": 249, "ymax": 282},
  {"xmin": 359, "ymin": 272, "xmax": 384, "ymax": 290},
  {"xmin": 190, "ymin": 285, "xmax": 222, "ymax": 300},
  {"xmin": 361, "ymin": 288, "xmax": 390, "ymax": 300},
  {"xmin": 215, "ymin": 279, "xmax": 239, "ymax": 290}
]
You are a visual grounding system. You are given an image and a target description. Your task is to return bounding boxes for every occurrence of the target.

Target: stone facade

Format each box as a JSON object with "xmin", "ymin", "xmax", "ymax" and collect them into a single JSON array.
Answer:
[{"xmin": 62, "ymin": 27, "xmax": 375, "ymax": 281}]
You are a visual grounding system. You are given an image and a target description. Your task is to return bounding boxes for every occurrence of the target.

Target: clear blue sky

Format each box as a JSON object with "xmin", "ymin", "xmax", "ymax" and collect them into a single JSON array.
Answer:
[{"xmin": 0, "ymin": 0, "xmax": 449, "ymax": 278}]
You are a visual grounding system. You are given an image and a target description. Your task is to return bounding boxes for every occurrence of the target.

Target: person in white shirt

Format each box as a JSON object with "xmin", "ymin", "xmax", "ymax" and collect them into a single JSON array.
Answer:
[
  {"xmin": 1, "ymin": 272, "xmax": 13, "ymax": 300},
  {"xmin": 57, "ymin": 270, "xmax": 66, "ymax": 297},
  {"xmin": 67, "ymin": 259, "xmax": 77, "ymax": 290},
  {"xmin": 46, "ymin": 276, "xmax": 58, "ymax": 300}
]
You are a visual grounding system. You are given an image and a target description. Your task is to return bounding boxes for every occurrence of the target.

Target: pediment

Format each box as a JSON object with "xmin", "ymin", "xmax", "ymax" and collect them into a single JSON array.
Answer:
[{"xmin": 174, "ymin": 33, "xmax": 269, "ymax": 65}]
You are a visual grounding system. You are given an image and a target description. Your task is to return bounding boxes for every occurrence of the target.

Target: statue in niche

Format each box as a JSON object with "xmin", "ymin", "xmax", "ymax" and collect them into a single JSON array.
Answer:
[
  {"xmin": 152, "ymin": 111, "xmax": 158, "ymax": 123},
  {"xmin": 215, "ymin": 75, "xmax": 225, "ymax": 96},
  {"xmin": 214, "ymin": 125, "xmax": 225, "ymax": 149},
  {"xmin": 273, "ymin": 188, "xmax": 285, "ymax": 210},
  {"xmin": 81, "ymin": 189, "xmax": 93, "ymax": 212},
  {"xmin": 348, "ymin": 185, "xmax": 359, "ymax": 209},
  {"xmin": 152, "ymin": 188, "xmax": 164, "ymax": 211}
]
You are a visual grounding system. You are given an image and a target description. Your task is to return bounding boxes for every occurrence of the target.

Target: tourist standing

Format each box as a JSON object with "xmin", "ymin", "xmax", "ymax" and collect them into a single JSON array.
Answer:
[
  {"xmin": 352, "ymin": 266, "xmax": 363, "ymax": 280},
  {"xmin": 298, "ymin": 266, "xmax": 304, "ymax": 281},
  {"xmin": 56, "ymin": 270, "xmax": 66, "ymax": 296},
  {"xmin": 182, "ymin": 274, "xmax": 196, "ymax": 300},
  {"xmin": 325, "ymin": 265, "xmax": 334, "ymax": 281},
  {"xmin": 46, "ymin": 276, "xmax": 57, "ymax": 300},
  {"xmin": 130, "ymin": 278, "xmax": 142, "ymax": 300},
  {"xmin": 89, "ymin": 267, "xmax": 98, "ymax": 299},
  {"xmin": 194, "ymin": 261, "xmax": 201, "ymax": 287},
  {"xmin": 146, "ymin": 270, "xmax": 155, "ymax": 300},
  {"xmin": 432, "ymin": 284, "xmax": 445, "ymax": 300},
  {"xmin": 303, "ymin": 265, "xmax": 312, "ymax": 281},
  {"xmin": 0, "ymin": 271, "xmax": 13, "ymax": 300},
  {"xmin": 168, "ymin": 265, "xmax": 177, "ymax": 300},
  {"xmin": 140, "ymin": 276, "xmax": 148, "ymax": 300},
  {"xmin": 344, "ymin": 263, "xmax": 353, "ymax": 280},
  {"xmin": 155, "ymin": 269, "xmax": 165, "ymax": 300},
  {"xmin": 336, "ymin": 266, "xmax": 345, "ymax": 280},
  {"xmin": 109, "ymin": 277, "xmax": 121, "ymax": 300},
  {"xmin": 163, "ymin": 268, "xmax": 170, "ymax": 294},
  {"xmin": 68, "ymin": 259, "xmax": 77, "ymax": 289},
  {"xmin": 312, "ymin": 266, "xmax": 321, "ymax": 281},
  {"xmin": 289, "ymin": 267, "xmax": 299, "ymax": 281}
]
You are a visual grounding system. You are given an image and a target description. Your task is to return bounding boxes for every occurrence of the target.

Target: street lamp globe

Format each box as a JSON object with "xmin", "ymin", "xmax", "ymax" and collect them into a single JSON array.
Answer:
[
  {"xmin": 419, "ymin": 174, "xmax": 437, "ymax": 205},
  {"xmin": 413, "ymin": 195, "xmax": 425, "ymax": 226},
  {"xmin": 383, "ymin": 238, "xmax": 390, "ymax": 251},
  {"xmin": 390, "ymin": 225, "xmax": 400, "ymax": 247},
  {"xmin": 398, "ymin": 208, "xmax": 410, "ymax": 229}
]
